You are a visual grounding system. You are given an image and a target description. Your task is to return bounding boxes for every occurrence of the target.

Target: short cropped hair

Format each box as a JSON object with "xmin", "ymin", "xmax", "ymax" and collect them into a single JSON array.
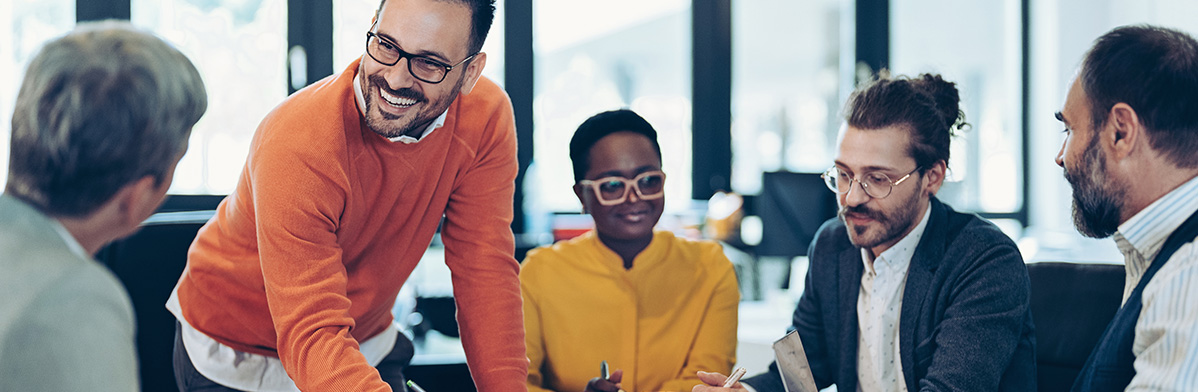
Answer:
[
  {"xmin": 569, "ymin": 109, "xmax": 663, "ymax": 182},
  {"xmin": 842, "ymin": 72, "xmax": 967, "ymax": 172},
  {"xmin": 1081, "ymin": 24, "xmax": 1198, "ymax": 168},
  {"xmin": 377, "ymin": 0, "xmax": 496, "ymax": 54},
  {"xmin": 6, "ymin": 21, "xmax": 208, "ymax": 217}
]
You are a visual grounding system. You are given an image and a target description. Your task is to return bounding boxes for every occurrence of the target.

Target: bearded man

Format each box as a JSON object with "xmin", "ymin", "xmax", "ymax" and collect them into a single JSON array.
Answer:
[
  {"xmin": 695, "ymin": 72, "xmax": 1036, "ymax": 392},
  {"xmin": 1056, "ymin": 25, "xmax": 1198, "ymax": 392},
  {"xmin": 168, "ymin": 0, "xmax": 527, "ymax": 390}
]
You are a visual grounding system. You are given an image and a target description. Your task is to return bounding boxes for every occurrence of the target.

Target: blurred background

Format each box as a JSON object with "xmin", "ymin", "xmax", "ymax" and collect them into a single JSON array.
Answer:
[{"xmin": 5, "ymin": 0, "xmax": 1197, "ymax": 389}]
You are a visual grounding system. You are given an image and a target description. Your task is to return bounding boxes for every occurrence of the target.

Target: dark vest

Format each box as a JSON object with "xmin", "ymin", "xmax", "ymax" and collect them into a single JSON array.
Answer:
[{"xmin": 1071, "ymin": 210, "xmax": 1198, "ymax": 392}]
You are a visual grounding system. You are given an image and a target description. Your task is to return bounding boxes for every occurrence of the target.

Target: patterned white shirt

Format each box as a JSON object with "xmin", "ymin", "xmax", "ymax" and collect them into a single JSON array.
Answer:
[
  {"xmin": 1111, "ymin": 175, "xmax": 1198, "ymax": 391},
  {"xmin": 856, "ymin": 206, "xmax": 931, "ymax": 392}
]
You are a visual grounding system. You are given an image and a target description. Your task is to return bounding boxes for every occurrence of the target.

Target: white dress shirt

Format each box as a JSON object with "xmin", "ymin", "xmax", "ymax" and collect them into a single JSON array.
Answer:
[
  {"xmin": 856, "ymin": 206, "xmax": 930, "ymax": 392},
  {"xmin": 352, "ymin": 72, "xmax": 447, "ymax": 144},
  {"xmin": 1112, "ymin": 175, "xmax": 1198, "ymax": 391}
]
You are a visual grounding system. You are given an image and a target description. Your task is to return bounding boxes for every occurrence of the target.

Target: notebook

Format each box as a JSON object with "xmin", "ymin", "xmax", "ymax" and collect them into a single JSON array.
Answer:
[{"xmin": 772, "ymin": 330, "xmax": 819, "ymax": 392}]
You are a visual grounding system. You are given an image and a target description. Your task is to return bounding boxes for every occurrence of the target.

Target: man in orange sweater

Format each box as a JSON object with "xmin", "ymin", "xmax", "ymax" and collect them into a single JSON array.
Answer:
[{"xmin": 168, "ymin": 0, "xmax": 527, "ymax": 390}]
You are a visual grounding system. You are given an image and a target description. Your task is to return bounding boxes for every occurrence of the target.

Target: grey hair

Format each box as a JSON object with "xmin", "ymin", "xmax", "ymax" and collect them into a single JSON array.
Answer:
[{"xmin": 6, "ymin": 20, "xmax": 208, "ymax": 217}]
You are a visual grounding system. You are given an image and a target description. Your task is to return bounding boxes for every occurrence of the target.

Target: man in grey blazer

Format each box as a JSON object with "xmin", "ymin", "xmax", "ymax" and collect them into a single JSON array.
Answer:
[
  {"xmin": 0, "ymin": 22, "xmax": 206, "ymax": 391},
  {"xmin": 696, "ymin": 73, "xmax": 1035, "ymax": 392}
]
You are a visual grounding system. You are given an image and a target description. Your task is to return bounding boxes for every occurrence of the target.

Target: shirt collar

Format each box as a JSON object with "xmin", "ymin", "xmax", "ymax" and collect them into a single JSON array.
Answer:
[
  {"xmin": 49, "ymin": 218, "xmax": 91, "ymax": 260},
  {"xmin": 352, "ymin": 72, "xmax": 448, "ymax": 145},
  {"xmin": 1114, "ymin": 175, "xmax": 1198, "ymax": 263},
  {"xmin": 861, "ymin": 204, "xmax": 933, "ymax": 275}
]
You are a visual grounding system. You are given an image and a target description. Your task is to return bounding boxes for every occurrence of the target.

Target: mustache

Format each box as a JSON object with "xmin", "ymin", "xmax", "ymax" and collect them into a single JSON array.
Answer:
[
  {"xmin": 840, "ymin": 204, "xmax": 883, "ymax": 221},
  {"xmin": 367, "ymin": 75, "xmax": 426, "ymax": 103}
]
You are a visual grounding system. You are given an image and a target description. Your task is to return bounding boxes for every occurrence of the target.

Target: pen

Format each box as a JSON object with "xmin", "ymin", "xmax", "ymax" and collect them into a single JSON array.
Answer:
[
  {"xmin": 406, "ymin": 380, "xmax": 428, "ymax": 392},
  {"xmin": 722, "ymin": 367, "xmax": 747, "ymax": 388},
  {"xmin": 601, "ymin": 360, "xmax": 626, "ymax": 392}
]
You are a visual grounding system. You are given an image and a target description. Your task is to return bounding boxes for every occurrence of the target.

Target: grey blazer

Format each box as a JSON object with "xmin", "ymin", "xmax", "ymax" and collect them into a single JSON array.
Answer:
[
  {"xmin": 743, "ymin": 197, "xmax": 1036, "ymax": 392},
  {"xmin": 0, "ymin": 194, "xmax": 138, "ymax": 391}
]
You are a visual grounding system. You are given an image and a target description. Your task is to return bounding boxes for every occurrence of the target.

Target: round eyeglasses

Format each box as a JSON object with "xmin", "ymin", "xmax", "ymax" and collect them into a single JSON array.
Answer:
[
  {"xmin": 578, "ymin": 171, "xmax": 667, "ymax": 206},
  {"xmin": 365, "ymin": 31, "xmax": 476, "ymax": 84},
  {"xmin": 821, "ymin": 166, "xmax": 921, "ymax": 199}
]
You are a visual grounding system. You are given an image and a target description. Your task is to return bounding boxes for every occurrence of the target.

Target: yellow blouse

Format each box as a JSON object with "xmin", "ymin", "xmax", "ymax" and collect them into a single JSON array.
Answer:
[{"xmin": 521, "ymin": 230, "xmax": 739, "ymax": 392}]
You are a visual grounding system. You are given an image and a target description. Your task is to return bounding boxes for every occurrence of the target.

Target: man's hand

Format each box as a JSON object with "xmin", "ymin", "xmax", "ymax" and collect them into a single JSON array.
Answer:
[
  {"xmin": 585, "ymin": 368, "xmax": 624, "ymax": 392},
  {"xmin": 692, "ymin": 371, "xmax": 748, "ymax": 391}
]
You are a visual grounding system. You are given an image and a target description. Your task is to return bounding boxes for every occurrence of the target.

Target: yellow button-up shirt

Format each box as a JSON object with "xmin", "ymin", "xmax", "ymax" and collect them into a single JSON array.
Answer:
[{"xmin": 521, "ymin": 230, "xmax": 739, "ymax": 392}]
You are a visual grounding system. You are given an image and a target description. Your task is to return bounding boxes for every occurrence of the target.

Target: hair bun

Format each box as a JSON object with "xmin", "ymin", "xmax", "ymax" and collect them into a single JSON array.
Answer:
[{"xmin": 913, "ymin": 73, "xmax": 966, "ymax": 135}]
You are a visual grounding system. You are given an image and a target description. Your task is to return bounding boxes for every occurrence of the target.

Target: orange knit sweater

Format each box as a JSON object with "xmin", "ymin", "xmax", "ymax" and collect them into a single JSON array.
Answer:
[{"xmin": 176, "ymin": 59, "xmax": 527, "ymax": 391}]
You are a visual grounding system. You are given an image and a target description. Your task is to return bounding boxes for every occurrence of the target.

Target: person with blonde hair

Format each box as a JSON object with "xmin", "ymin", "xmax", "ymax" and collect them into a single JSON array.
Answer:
[{"xmin": 0, "ymin": 21, "xmax": 207, "ymax": 391}]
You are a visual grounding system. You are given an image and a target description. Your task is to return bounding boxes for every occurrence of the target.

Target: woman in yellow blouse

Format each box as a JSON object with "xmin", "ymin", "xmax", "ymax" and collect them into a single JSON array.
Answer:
[{"xmin": 521, "ymin": 109, "xmax": 739, "ymax": 392}]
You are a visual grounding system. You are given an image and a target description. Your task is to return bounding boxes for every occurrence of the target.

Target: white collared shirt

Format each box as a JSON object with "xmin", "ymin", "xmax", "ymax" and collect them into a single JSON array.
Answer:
[
  {"xmin": 167, "ymin": 290, "xmax": 398, "ymax": 391},
  {"xmin": 856, "ymin": 206, "xmax": 931, "ymax": 392},
  {"xmin": 49, "ymin": 218, "xmax": 90, "ymax": 260},
  {"xmin": 352, "ymin": 72, "xmax": 447, "ymax": 144},
  {"xmin": 1111, "ymin": 175, "xmax": 1198, "ymax": 391},
  {"xmin": 164, "ymin": 69, "xmax": 435, "ymax": 391}
]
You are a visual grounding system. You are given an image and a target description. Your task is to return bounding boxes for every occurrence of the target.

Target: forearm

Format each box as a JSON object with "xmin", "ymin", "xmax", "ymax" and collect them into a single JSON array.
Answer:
[{"xmin": 454, "ymin": 271, "xmax": 529, "ymax": 390}]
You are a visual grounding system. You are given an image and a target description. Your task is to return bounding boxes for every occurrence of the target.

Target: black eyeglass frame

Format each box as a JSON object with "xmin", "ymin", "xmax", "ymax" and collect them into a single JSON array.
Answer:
[{"xmin": 365, "ymin": 31, "xmax": 477, "ymax": 84}]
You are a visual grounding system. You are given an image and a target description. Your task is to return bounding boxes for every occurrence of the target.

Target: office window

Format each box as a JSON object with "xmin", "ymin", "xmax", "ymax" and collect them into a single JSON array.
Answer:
[
  {"xmin": 891, "ymin": 0, "xmax": 1024, "ymax": 216},
  {"xmin": 334, "ymin": 0, "xmax": 505, "ymax": 86},
  {"xmin": 0, "ymin": 0, "xmax": 74, "ymax": 189},
  {"xmin": 132, "ymin": 0, "xmax": 288, "ymax": 195},
  {"xmin": 730, "ymin": 0, "xmax": 844, "ymax": 195},
  {"xmin": 529, "ymin": 0, "xmax": 693, "ymax": 228}
]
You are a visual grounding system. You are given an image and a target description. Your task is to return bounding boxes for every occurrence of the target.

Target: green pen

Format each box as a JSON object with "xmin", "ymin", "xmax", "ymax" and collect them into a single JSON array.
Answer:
[{"xmin": 406, "ymin": 380, "xmax": 428, "ymax": 392}]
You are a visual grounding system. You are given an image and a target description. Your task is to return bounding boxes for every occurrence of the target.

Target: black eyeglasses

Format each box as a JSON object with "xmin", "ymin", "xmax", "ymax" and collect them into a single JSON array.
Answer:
[
  {"xmin": 821, "ymin": 166, "xmax": 921, "ymax": 199},
  {"xmin": 365, "ymin": 31, "xmax": 476, "ymax": 84}
]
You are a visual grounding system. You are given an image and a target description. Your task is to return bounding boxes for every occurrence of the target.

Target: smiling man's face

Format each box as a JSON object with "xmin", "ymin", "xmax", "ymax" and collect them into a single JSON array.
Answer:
[{"xmin": 358, "ymin": 0, "xmax": 481, "ymax": 138}]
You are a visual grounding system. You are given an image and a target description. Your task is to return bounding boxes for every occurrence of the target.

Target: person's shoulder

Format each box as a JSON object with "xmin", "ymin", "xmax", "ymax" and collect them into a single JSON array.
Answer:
[
  {"xmin": 521, "ymin": 232, "xmax": 593, "ymax": 276},
  {"xmin": 0, "ymin": 205, "xmax": 96, "ymax": 304},
  {"xmin": 456, "ymin": 75, "xmax": 511, "ymax": 110},
  {"xmin": 2, "ymin": 247, "xmax": 131, "ymax": 326},
  {"xmin": 449, "ymin": 76, "xmax": 513, "ymax": 128},
  {"xmin": 255, "ymin": 68, "xmax": 356, "ymax": 148},
  {"xmin": 657, "ymin": 231, "xmax": 731, "ymax": 266},
  {"xmin": 930, "ymin": 203, "xmax": 1024, "ymax": 273},
  {"xmin": 942, "ymin": 205, "xmax": 1019, "ymax": 251}
]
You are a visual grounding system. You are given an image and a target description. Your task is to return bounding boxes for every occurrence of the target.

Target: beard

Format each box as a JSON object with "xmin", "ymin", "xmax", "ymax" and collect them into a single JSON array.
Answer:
[
  {"xmin": 839, "ymin": 177, "xmax": 924, "ymax": 250},
  {"xmin": 360, "ymin": 70, "xmax": 463, "ymax": 139},
  {"xmin": 1065, "ymin": 136, "xmax": 1126, "ymax": 238}
]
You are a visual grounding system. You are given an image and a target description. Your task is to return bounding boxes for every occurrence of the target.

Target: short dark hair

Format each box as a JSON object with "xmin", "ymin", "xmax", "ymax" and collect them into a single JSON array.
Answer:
[
  {"xmin": 569, "ymin": 109, "xmax": 663, "ymax": 182},
  {"xmin": 6, "ymin": 21, "xmax": 207, "ymax": 217},
  {"xmin": 1081, "ymin": 24, "xmax": 1198, "ymax": 168},
  {"xmin": 377, "ymin": 0, "xmax": 496, "ymax": 54},
  {"xmin": 843, "ymin": 72, "xmax": 967, "ymax": 171}
]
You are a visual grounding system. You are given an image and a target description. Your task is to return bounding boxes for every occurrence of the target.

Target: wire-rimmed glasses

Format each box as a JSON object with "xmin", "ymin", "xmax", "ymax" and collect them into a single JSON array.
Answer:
[{"xmin": 821, "ymin": 166, "xmax": 920, "ymax": 199}]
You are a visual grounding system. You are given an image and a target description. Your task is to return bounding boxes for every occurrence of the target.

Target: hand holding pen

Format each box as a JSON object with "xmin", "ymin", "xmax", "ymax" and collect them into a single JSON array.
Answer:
[
  {"xmin": 585, "ymin": 360, "xmax": 625, "ymax": 392},
  {"xmin": 692, "ymin": 367, "xmax": 748, "ymax": 391}
]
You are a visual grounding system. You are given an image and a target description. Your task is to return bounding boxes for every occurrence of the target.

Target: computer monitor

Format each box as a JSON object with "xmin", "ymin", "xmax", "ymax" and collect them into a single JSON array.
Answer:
[{"xmin": 755, "ymin": 171, "xmax": 838, "ymax": 258}]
